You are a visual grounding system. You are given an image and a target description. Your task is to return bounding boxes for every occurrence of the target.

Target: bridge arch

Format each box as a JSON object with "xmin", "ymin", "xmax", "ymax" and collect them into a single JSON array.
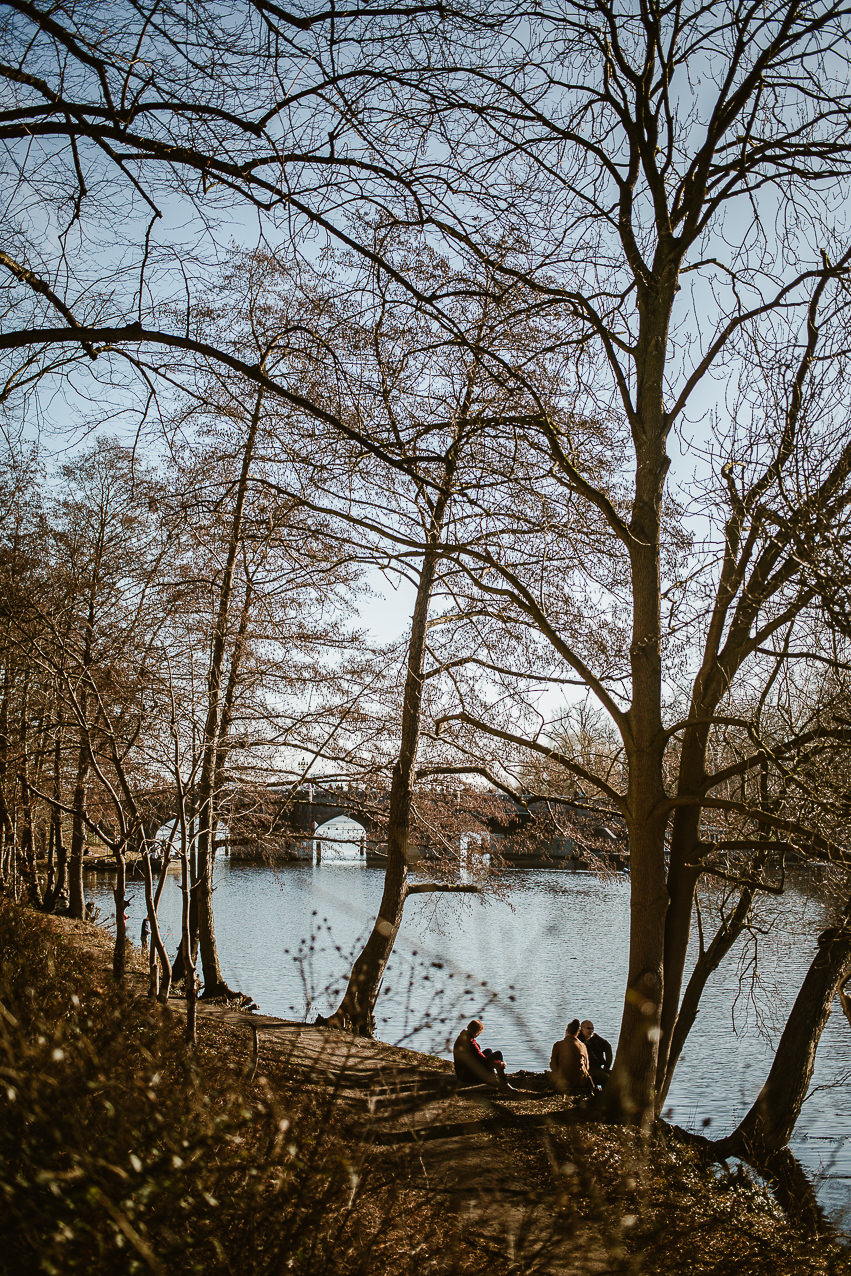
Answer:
[{"xmin": 313, "ymin": 814, "xmax": 367, "ymax": 863}]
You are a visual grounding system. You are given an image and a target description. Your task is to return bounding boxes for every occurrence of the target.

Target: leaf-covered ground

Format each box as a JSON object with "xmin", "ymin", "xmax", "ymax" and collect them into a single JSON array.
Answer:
[{"xmin": 1, "ymin": 902, "xmax": 848, "ymax": 1275}]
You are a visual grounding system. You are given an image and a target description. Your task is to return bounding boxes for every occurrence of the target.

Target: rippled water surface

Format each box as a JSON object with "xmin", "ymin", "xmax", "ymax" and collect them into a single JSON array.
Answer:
[{"xmin": 86, "ymin": 859, "xmax": 851, "ymax": 1227}]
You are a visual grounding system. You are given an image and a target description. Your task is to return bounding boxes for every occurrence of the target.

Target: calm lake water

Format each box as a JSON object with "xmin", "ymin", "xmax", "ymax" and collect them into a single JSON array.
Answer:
[{"xmin": 85, "ymin": 858, "xmax": 851, "ymax": 1229}]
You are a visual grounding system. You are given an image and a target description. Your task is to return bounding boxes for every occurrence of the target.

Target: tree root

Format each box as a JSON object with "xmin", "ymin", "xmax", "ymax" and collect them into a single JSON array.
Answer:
[
  {"xmin": 617, "ymin": 1119, "xmax": 832, "ymax": 1238},
  {"xmin": 200, "ymin": 981, "xmax": 256, "ymax": 1009},
  {"xmin": 711, "ymin": 1132, "xmax": 829, "ymax": 1235},
  {"xmin": 314, "ymin": 1009, "xmax": 375, "ymax": 1036}
]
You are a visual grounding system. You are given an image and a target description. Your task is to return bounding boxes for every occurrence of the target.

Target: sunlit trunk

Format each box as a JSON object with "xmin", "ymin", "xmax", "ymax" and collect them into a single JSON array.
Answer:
[
  {"xmin": 68, "ymin": 756, "xmax": 88, "ymax": 919},
  {"xmin": 43, "ymin": 729, "xmax": 67, "ymax": 911},
  {"xmin": 605, "ymin": 286, "xmax": 673, "ymax": 1127},
  {"xmin": 180, "ymin": 825, "xmax": 197, "ymax": 1045},
  {"xmin": 331, "ymin": 770, "xmax": 410, "ymax": 1034},
  {"xmin": 194, "ymin": 393, "xmax": 261, "ymax": 1000},
  {"xmin": 606, "ymin": 798, "xmax": 668, "ymax": 1127},
  {"xmin": 0, "ymin": 664, "xmax": 13, "ymax": 893}
]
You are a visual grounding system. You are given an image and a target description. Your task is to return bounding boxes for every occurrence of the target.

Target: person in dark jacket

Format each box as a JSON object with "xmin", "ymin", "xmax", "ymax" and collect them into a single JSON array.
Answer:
[{"xmin": 580, "ymin": 1019, "xmax": 612, "ymax": 1086}]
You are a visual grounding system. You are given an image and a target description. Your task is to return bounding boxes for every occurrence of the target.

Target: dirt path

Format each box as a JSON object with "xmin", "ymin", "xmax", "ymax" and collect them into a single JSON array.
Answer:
[
  {"xmin": 43, "ymin": 915, "xmax": 849, "ymax": 1274},
  {"xmin": 189, "ymin": 1000, "xmax": 617, "ymax": 1273}
]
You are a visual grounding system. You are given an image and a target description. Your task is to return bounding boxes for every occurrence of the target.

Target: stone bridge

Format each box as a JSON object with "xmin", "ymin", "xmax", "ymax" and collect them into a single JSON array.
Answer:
[
  {"xmin": 141, "ymin": 783, "xmax": 628, "ymax": 868},
  {"xmin": 281, "ymin": 784, "xmax": 385, "ymax": 838}
]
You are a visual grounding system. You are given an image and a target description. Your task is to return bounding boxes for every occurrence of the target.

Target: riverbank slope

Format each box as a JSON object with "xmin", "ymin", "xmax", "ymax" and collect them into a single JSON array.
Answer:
[{"xmin": 0, "ymin": 901, "xmax": 847, "ymax": 1274}]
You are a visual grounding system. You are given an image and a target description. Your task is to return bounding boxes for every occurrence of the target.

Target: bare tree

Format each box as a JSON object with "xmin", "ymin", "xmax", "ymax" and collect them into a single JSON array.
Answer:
[
  {"xmin": 5, "ymin": 0, "xmax": 851, "ymax": 1150},
  {"xmin": 22, "ymin": 441, "xmax": 175, "ymax": 973},
  {"xmin": 382, "ymin": 0, "xmax": 851, "ymax": 1129},
  {"xmin": 151, "ymin": 257, "xmax": 374, "ymax": 997}
]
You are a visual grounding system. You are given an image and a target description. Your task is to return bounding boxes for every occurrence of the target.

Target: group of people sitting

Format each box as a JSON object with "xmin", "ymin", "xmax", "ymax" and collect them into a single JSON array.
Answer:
[
  {"xmin": 453, "ymin": 1016, "xmax": 612, "ymax": 1096},
  {"xmin": 549, "ymin": 1018, "xmax": 612, "ymax": 1095}
]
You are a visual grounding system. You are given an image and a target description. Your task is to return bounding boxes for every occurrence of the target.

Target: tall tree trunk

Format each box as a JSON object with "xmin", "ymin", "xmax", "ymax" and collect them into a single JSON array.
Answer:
[
  {"xmin": 0, "ymin": 660, "xmax": 13, "ymax": 890},
  {"xmin": 68, "ymin": 605, "xmax": 100, "ymax": 919},
  {"xmin": 331, "ymin": 513, "xmax": 449, "ymax": 1034},
  {"xmin": 111, "ymin": 850, "xmax": 128, "ymax": 981},
  {"xmin": 718, "ymin": 901, "xmax": 851, "ymax": 1160},
  {"xmin": 195, "ymin": 822, "xmax": 227, "ymax": 993},
  {"xmin": 17, "ymin": 677, "xmax": 43, "ymax": 908},
  {"xmin": 170, "ymin": 809, "xmax": 200, "ymax": 983},
  {"xmin": 68, "ymin": 528, "xmax": 103, "ymax": 920},
  {"xmin": 601, "ymin": 265, "xmax": 684, "ymax": 1127},
  {"xmin": 179, "ymin": 821, "xmax": 197, "ymax": 1045},
  {"xmin": 195, "ymin": 392, "xmax": 262, "ymax": 999},
  {"xmin": 18, "ymin": 776, "xmax": 43, "ymax": 908},
  {"xmin": 329, "ymin": 618, "xmax": 429, "ymax": 1032},
  {"xmin": 197, "ymin": 577, "xmax": 253, "ymax": 1001},
  {"xmin": 606, "ymin": 799, "xmax": 668, "ymax": 1127},
  {"xmin": 43, "ymin": 728, "xmax": 67, "ymax": 911},
  {"xmin": 67, "ymin": 744, "xmax": 88, "ymax": 919},
  {"xmin": 330, "ymin": 772, "xmax": 411, "ymax": 1035},
  {"xmin": 607, "ymin": 415, "xmax": 669, "ymax": 1121},
  {"xmin": 142, "ymin": 842, "xmax": 171, "ymax": 1002},
  {"xmin": 656, "ymin": 759, "xmax": 705, "ymax": 1088},
  {"xmin": 8, "ymin": 824, "xmax": 17, "ymax": 901}
]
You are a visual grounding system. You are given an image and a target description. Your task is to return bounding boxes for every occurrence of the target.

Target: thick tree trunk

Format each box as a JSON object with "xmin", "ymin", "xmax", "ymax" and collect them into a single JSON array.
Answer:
[
  {"xmin": 607, "ymin": 435, "xmax": 669, "ymax": 1122},
  {"xmin": 179, "ymin": 833, "xmax": 197, "ymax": 1045},
  {"xmin": 197, "ymin": 578, "xmax": 253, "ymax": 998},
  {"xmin": 606, "ymin": 803, "xmax": 668, "ymax": 1127},
  {"xmin": 196, "ymin": 837, "xmax": 237, "ymax": 998},
  {"xmin": 68, "ymin": 745, "xmax": 88, "ymax": 918},
  {"xmin": 19, "ymin": 781, "xmax": 43, "ymax": 909},
  {"xmin": 43, "ymin": 732, "xmax": 67, "ymax": 911},
  {"xmin": 45, "ymin": 818, "xmax": 54, "ymax": 899},
  {"xmin": 7, "ymin": 830, "xmax": 17, "ymax": 900},
  {"xmin": 111, "ymin": 852, "xmax": 128, "ymax": 981},
  {"xmin": 657, "ymin": 857, "xmax": 700, "ymax": 1085},
  {"xmin": 171, "ymin": 818, "xmax": 199, "ymax": 981},
  {"xmin": 718, "ymin": 902, "xmax": 851, "ymax": 1161},
  {"xmin": 0, "ymin": 660, "xmax": 13, "ymax": 892},
  {"xmin": 330, "ymin": 770, "xmax": 410, "ymax": 1034},
  {"xmin": 68, "ymin": 542, "xmax": 102, "ymax": 920},
  {"xmin": 656, "ymin": 765, "xmax": 705, "ymax": 1089},
  {"xmin": 601, "ymin": 275, "xmax": 678, "ymax": 1128},
  {"xmin": 17, "ymin": 677, "xmax": 43, "ymax": 908}
]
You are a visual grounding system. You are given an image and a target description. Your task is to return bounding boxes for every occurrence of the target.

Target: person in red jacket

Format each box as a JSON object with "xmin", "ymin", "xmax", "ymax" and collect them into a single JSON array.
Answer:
[{"xmin": 453, "ymin": 1019, "xmax": 509, "ymax": 1088}]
